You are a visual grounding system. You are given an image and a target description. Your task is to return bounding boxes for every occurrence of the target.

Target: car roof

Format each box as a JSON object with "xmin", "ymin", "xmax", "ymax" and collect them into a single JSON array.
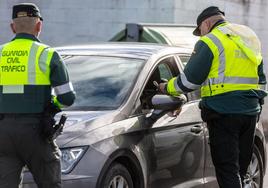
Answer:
[{"xmin": 56, "ymin": 42, "xmax": 192, "ymax": 60}]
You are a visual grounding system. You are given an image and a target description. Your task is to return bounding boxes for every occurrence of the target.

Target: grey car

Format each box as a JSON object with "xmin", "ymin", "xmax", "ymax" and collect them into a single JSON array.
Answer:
[{"xmin": 23, "ymin": 43, "xmax": 266, "ymax": 188}]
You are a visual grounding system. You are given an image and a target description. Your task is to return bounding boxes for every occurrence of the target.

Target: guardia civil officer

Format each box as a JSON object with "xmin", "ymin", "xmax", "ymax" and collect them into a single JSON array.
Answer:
[
  {"xmin": 159, "ymin": 6, "xmax": 267, "ymax": 188},
  {"xmin": 0, "ymin": 3, "xmax": 75, "ymax": 188}
]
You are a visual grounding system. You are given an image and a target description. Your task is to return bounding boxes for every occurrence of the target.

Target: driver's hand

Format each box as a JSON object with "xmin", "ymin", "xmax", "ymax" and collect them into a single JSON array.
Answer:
[
  {"xmin": 158, "ymin": 83, "xmax": 168, "ymax": 94},
  {"xmin": 167, "ymin": 107, "xmax": 182, "ymax": 117},
  {"xmin": 173, "ymin": 108, "xmax": 182, "ymax": 116}
]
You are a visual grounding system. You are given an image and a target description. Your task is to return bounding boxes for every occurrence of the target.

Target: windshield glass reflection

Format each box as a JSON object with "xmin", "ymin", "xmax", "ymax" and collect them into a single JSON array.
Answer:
[{"xmin": 63, "ymin": 56, "xmax": 145, "ymax": 110}]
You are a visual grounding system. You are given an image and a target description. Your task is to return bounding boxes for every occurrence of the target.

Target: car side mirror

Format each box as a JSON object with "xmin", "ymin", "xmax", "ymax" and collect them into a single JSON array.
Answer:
[
  {"xmin": 152, "ymin": 94, "xmax": 187, "ymax": 111},
  {"xmin": 145, "ymin": 94, "xmax": 187, "ymax": 126}
]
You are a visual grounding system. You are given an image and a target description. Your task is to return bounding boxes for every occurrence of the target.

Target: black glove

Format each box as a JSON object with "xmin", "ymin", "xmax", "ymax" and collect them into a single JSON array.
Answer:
[
  {"xmin": 40, "ymin": 102, "xmax": 61, "ymax": 141},
  {"xmin": 51, "ymin": 114, "xmax": 67, "ymax": 140}
]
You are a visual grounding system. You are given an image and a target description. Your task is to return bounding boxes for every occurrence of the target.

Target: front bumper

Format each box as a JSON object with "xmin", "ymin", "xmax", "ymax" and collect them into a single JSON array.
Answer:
[{"xmin": 23, "ymin": 173, "xmax": 96, "ymax": 188}]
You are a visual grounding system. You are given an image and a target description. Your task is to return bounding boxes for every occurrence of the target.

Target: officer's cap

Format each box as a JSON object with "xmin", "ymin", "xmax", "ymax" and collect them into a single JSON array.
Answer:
[
  {"xmin": 193, "ymin": 6, "xmax": 224, "ymax": 36},
  {"xmin": 12, "ymin": 3, "xmax": 43, "ymax": 21}
]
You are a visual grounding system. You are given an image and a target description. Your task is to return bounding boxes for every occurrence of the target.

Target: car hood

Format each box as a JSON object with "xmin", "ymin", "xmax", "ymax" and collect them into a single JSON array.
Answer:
[{"xmin": 55, "ymin": 110, "xmax": 124, "ymax": 147}]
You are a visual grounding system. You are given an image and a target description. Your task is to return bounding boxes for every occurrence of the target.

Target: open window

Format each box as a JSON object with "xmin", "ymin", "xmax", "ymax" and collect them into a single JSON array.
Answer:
[{"xmin": 140, "ymin": 57, "xmax": 176, "ymax": 112}]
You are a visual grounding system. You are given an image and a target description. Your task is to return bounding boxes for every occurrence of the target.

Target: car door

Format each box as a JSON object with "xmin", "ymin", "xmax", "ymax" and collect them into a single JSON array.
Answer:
[
  {"xmin": 177, "ymin": 54, "xmax": 218, "ymax": 187},
  {"xmin": 139, "ymin": 55, "xmax": 206, "ymax": 188}
]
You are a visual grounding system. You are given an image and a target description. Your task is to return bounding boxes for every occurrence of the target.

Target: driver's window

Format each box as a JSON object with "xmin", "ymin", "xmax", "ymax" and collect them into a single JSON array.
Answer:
[
  {"xmin": 140, "ymin": 59, "xmax": 174, "ymax": 112},
  {"xmin": 158, "ymin": 64, "xmax": 173, "ymax": 81},
  {"xmin": 179, "ymin": 55, "xmax": 190, "ymax": 67}
]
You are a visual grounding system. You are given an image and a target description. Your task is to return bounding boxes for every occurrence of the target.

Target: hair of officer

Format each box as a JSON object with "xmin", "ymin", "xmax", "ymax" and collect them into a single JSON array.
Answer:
[{"xmin": 12, "ymin": 17, "xmax": 41, "ymax": 34}]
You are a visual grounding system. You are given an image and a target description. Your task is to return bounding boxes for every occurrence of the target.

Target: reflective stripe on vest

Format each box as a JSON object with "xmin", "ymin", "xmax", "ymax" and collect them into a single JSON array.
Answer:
[
  {"xmin": 0, "ymin": 40, "xmax": 54, "ymax": 93},
  {"xmin": 205, "ymin": 33, "xmax": 226, "ymax": 84},
  {"xmin": 36, "ymin": 47, "xmax": 53, "ymax": 85},
  {"xmin": 28, "ymin": 42, "xmax": 39, "ymax": 84},
  {"xmin": 39, "ymin": 47, "xmax": 50, "ymax": 73},
  {"xmin": 203, "ymin": 76, "xmax": 258, "ymax": 86},
  {"xmin": 200, "ymin": 26, "xmax": 260, "ymax": 97}
]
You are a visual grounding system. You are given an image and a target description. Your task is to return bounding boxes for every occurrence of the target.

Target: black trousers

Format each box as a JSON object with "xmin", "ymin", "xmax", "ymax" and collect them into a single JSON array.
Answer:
[
  {"xmin": 203, "ymin": 109, "xmax": 257, "ymax": 188},
  {"xmin": 0, "ymin": 115, "xmax": 61, "ymax": 188}
]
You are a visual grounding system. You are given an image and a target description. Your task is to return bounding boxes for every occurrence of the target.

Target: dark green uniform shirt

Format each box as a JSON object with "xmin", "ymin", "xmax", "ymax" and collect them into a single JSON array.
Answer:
[
  {"xmin": 0, "ymin": 33, "xmax": 75, "ymax": 113},
  {"xmin": 176, "ymin": 22, "xmax": 267, "ymax": 115}
]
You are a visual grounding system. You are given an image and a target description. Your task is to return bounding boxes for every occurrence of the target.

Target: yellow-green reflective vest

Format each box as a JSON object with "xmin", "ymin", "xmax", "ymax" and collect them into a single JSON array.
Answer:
[
  {"xmin": 0, "ymin": 39, "xmax": 54, "ymax": 94},
  {"xmin": 200, "ymin": 23, "xmax": 261, "ymax": 97}
]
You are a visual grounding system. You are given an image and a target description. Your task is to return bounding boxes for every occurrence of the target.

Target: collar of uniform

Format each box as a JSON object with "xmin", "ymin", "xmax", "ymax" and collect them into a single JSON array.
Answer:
[
  {"xmin": 209, "ymin": 20, "xmax": 226, "ymax": 33},
  {"xmin": 12, "ymin": 33, "xmax": 40, "ymax": 42}
]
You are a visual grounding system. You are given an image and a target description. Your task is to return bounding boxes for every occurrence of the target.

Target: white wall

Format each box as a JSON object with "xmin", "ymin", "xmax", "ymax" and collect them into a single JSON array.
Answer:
[{"xmin": 0, "ymin": 0, "xmax": 267, "ymax": 68}]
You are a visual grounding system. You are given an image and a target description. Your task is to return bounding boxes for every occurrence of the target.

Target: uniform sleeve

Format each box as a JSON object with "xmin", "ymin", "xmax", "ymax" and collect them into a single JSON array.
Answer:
[
  {"xmin": 50, "ymin": 51, "xmax": 75, "ymax": 107},
  {"xmin": 258, "ymin": 60, "xmax": 267, "ymax": 85},
  {"xmin": 167, "ymin": 40, "xmax": 214, "ymax": 95}
]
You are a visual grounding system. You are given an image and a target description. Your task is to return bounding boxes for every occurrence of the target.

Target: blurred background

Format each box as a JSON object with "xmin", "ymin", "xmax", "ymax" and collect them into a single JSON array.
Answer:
[{"xmin": 0, "ymin": 0, "xmax": 267, "ymax": 64}]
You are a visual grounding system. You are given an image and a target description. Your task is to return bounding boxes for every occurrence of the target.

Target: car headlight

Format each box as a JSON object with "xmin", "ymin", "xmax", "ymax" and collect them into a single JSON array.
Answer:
[{"xmin": 60, "ymin": 146, "xmax": 88, "ymax": 174}]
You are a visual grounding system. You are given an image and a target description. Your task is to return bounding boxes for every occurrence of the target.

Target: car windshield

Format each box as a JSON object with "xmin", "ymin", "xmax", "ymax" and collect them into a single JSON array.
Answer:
[{"xmin": 62, "ymin": 55, "xmax": 145, "ymax": 110}]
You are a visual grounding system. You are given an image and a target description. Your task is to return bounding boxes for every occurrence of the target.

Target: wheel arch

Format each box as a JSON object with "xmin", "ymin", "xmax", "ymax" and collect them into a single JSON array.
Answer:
[
  {"xmin": 254, "ymin": 132, "xmax": 266, "ymax": 175},
  {"xmin": 96, "ymin": 149, "xmax": 145, "ymax": 188}
]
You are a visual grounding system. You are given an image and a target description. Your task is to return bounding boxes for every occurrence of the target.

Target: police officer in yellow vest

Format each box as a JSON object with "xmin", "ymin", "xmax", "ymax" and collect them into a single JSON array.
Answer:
[
  {"xmin": 0, "ymin": 3, "xmax": 75, "ymax": 188},
  {"xmin": 159, "ymin": 6, "xmax": 267, "ymax": 188}
]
